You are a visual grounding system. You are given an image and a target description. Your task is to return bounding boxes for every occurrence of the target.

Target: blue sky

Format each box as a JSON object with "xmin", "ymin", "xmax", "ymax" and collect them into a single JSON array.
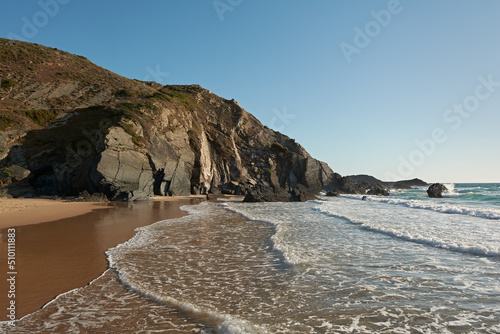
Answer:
[{"xmin": 1, "ymin": 0, "xmax": 500, "ymax": 183}]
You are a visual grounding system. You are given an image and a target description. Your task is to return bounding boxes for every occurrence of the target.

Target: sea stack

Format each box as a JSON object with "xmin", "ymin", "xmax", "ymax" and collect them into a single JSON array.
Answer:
[{"xmin": 427, "ymin": 183, "xmax": 448, "ymax": 198}]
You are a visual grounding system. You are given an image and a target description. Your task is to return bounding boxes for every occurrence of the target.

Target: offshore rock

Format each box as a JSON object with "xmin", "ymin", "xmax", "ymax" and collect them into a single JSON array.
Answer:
[
  {"xmin": 347, "ymin": 175, "xmax": 428, "ymax": 190},
  {"xmin": 326, "ymin": 191, "xmax": 340, "ymax": 197},
  {"xmin": 427, "ymin": 183, "xmax": 448, "ymax": 198},
  {"xmin": 390, "ymin": 178, "xmax": 428, "ymax": 189},
  {"xmin": 367, "ymin": 184, "xmax": 390, "ymax": 196}
]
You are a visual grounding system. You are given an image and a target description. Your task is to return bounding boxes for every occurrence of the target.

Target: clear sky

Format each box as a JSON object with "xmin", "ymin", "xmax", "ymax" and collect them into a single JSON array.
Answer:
[{"xmin": 1, "ymin": 0, "xmax": 499, "ymax": 183}]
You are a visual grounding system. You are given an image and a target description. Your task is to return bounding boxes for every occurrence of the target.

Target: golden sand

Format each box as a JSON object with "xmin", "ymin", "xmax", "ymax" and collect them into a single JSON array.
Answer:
[{"xmin": 0, "ymin": 196, "xmax": 205, "ymax": 320}]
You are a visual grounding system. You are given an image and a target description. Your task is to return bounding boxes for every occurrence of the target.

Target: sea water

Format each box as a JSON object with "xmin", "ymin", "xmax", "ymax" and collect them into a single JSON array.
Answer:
[{"xmin": 3, "ymin": 184, "xmax": 500, "ymax": 333}]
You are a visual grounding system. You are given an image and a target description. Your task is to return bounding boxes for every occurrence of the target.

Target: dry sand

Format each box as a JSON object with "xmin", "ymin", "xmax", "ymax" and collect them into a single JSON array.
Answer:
[
  {"xmin": 0, "ymin": 196, "xmax": 205, "ymax": 321},
  {"xmin": 0, "ymin": 198, "xmax": 112, "ymax": 229}
]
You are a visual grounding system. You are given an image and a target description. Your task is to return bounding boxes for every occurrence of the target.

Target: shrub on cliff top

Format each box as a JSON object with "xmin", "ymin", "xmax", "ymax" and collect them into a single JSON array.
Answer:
[
  {"xmin": 271, "ymin": 142, "xmax": 288, "ymax": 153},
  {"xmin": 1, "ymin": 78, "xmax": 18, "ymax": 90}
]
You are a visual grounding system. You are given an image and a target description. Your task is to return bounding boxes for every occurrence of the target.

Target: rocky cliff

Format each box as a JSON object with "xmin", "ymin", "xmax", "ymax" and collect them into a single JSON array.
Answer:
[{"xmin": 0, "ymin": 38, "xmax": 333, "ymax": 201}]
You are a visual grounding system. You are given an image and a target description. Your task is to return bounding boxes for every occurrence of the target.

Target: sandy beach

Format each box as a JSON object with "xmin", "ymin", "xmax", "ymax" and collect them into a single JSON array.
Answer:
[
  {"xmin": 0, "ymin": 196, "xmax": 205, "ymax": 321},
  {"xmin": 0, "ymin": 198, "xmax": 112, "ymax": 229}
]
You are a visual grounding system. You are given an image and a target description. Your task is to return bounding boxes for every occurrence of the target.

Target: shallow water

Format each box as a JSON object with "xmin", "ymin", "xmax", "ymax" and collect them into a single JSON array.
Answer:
[
  {"xmin": 3, "ymin": 184, "xmax": 500, "ymax": 333},
  {"xmin": 0, "ymin": 199, "xmax": 198, "ymax": 320}
]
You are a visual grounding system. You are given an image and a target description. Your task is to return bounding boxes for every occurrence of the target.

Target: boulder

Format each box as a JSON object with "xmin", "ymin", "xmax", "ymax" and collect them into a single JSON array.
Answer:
[
  {"xmin": 0, "ymin": 179, "xmax": 34, "ymax": 198},
  {"xmin": 367, "ymin": 184, "xmax": 390, "ymax": 196},
  {"xmin": 242, "ymin": 185, "xmax": 283, "ymax": 202},
  {"xmin": 326, "ymin": 191, "xmax": 340, "ymax": 197},
  {"xmin": 72, "ymin": 190, "xmax": 109, "ymax": 202},
  {"xmin": 0, "ymin": 166, "xmax": 34, "ymax": 198},
  {"xmin": 242, "ymin": 192, "xmax": 266, "ymax": 203},
  {"xmin": 291, "ymin": 184, "xmax": 317, "ymax": 202},
  {"xmin": 206, "ymin": 193, "xmax": 223, "ymax": 201},
  {"xmin": 427, "ymin": 183, "xmax": 447, "ymax": 198},
  {"xmin": 0, "ymin": 165, "xmax": 31, "ymax": 185},
  {"xmin": 242, "ymin": 183, "xmax": 318, "ymax": 203},
  {"xmin": 339, "ymin": 176, "xmax": 362, "ymax": 193}
]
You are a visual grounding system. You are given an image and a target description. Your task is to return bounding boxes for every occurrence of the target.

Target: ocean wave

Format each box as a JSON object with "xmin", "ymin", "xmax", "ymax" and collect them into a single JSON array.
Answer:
[
  {"xmin": 443, "ymin": 183, "xmax": 459, "ymax": 196},
  {"xmin": 107, "ymin": 203, "xmax": 269, "ymax": 334},
  {"xmin": 314, "ymin": 198, "xmax": 500, "ymax": 258},
  {"xmin": 223, "ymin": 202, "xmax": 317, "ymax": 265},
  {"xmin": 336, "ymin": 194, "xmax": 500, "ymax": 220},
  {"xmin": 357, "ymin": 224, "xmax": 500, "ymax": 257}
]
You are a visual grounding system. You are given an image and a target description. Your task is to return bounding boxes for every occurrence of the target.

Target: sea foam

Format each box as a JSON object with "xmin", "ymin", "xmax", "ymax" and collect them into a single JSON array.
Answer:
[
  {"xmin": 314, "ymin": 197, "xmax": 500, "ymax": 257},
  {"xmin": 340, "ymin": 193, "xmax": 500, "ymax": 220},
  {"xmin": 106, "ymin": 203, "xmax": 270, "ymax": 334}
]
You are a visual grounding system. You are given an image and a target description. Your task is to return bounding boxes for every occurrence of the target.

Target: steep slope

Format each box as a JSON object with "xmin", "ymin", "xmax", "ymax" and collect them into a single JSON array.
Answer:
[
  {"xmin": 0, "ymin": 38, "xmax": 333, "ymax": 201},
  {"xmin": 0, "ymin": 38, "xmax": 155, "ymax": 111}
]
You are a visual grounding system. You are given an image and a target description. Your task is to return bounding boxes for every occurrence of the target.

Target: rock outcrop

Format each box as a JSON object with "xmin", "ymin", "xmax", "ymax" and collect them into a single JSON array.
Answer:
[
  {"xmin": 325, "ymin": 173, "xmax": 390, "ymax": 196},
  {"xmin": 389, "ymin": 178, "xmax": 428, "ymax": 189},
  {"xmin": 71, "ymin": 190, "xmax": 109, "ymax": 202},
  {"xmin": 347, "ymin": 174, "xmax": 428, "ymax": 190},
  {"xmin": 0, "ymin": 165, "xmax": 30, "ymax": 184},
  {"xmin": 427, "ymin": 183, "xmax": 447, "ymax": 198},
  {"xmin": 326, "ymin": 191, "xmax": 339, "ymax": 197},
  {"xmin": 0, "ymin": 38, "xmax": 333, "ymax": 201}
]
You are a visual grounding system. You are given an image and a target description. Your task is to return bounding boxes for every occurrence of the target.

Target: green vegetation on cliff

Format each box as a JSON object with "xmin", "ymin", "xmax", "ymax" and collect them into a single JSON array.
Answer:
[
  {"xmin": 1, "ymin": 78, "xmax": 18, "ymax": 90},
  {"xmin": 24, "ymin": 110, "xmax": 57, "ymax": 127},
  {"xmin": 0, "ymin": 115, "xmax": 13, "ymax": 131}
]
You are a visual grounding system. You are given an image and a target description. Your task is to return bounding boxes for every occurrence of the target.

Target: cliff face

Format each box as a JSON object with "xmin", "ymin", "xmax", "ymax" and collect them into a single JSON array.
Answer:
[{"xmin": 0, "ymin": 38, "xmax": 333, "ymax": 201}]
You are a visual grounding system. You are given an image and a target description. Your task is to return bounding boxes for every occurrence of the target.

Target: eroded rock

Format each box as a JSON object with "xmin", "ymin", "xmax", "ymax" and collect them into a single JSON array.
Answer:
[{"xmin": 427, "ymin": 183, "xmax": 448, "ymax": 198}]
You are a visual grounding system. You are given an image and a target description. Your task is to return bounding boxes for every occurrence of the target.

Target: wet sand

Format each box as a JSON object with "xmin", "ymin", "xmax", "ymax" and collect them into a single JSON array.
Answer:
[{"xmin": 0, "ymin": 196, "xmax": 205, "ymax": 321}]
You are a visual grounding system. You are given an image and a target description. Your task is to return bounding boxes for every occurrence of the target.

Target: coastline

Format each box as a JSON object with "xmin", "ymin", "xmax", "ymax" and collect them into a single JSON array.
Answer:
[
  {"xmin": 2, "ymin": 186, "xmax": 499, "ymax": 332},
  {"xmin": 0, "ymin": 195, "xmax": 205, "ymax": 321}
]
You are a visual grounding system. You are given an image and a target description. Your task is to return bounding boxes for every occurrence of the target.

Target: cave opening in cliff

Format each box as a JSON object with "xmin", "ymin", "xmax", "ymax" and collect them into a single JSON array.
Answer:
[{"xmin": 153, "ymin": 169, "xmax": 165, "ymax": 196}]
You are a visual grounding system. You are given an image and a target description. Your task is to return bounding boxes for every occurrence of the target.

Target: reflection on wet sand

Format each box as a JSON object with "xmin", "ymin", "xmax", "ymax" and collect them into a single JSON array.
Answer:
[{"xmin": 0, "ymin": 198, "xmax": 203, "ymax": 320}]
